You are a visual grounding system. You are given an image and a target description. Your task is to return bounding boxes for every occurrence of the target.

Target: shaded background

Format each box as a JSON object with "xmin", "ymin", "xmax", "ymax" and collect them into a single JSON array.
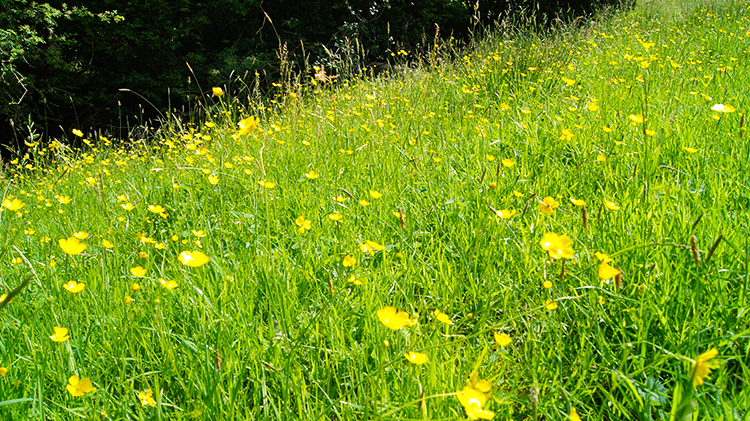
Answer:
[{"xmin": 0, "ymin": 0, "xmax": 632, "ymax": 153}]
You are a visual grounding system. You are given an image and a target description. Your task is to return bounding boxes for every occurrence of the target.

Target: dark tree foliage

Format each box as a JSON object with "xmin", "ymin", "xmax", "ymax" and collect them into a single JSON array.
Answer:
[{"xmin": 0, "ymin": 0, "xmax": 632, "ymax": 150}]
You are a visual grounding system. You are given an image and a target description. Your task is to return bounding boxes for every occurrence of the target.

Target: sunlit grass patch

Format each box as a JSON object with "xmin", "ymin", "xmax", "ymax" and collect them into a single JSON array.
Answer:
[{"xmin": 1, "ymin": 0, "xmax": 749, "ymax": 419}]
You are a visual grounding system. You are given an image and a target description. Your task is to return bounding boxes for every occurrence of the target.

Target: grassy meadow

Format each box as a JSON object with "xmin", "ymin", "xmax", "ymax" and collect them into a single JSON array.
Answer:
[{"xmin": 1, "ymin": 0, "xmax": 750, "ymax": 419}]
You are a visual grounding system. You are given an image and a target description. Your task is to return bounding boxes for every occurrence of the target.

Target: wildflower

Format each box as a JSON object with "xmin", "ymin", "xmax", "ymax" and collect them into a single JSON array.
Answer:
[
  {"xmin": 494, "ymin": 332, "xmax": 512, "ymax": 347},
  {"xmin": 710, "ymin": 104, "xmax": 736, "ymax": 113},
  {"xmin": 377, "ymin": 306, "xmax": 417, "ymax": 330},
  {"xmin": 0, "ymin": 367, "xmax": 7, "ymax": 377},
  {"xmin": 238, "ymin": 116, "xmax": 259, "ymax": 135},
  {"xmin": 596, "ymin": 155, "xmax": 607, "ymax": 162},
  {"xmin": 147, "ymin": 205, "xmax": 166, "ymax": 214},
  {"xmin": 66, "ymin": 375, "xmax": 94, "ymax": 397},
  {"xmin": 393, "ymin": 211, "xmax": 405, "ymax": 219},
  {"xmin": 11, "ymin": 257, "xmax": 21, "ymax": 264},
  {"xmin": 0, "ymin": 294, "xmax": 7, "ymax": 303},
  {"xmin": 360, "ymin": 240, "xmax": 385, "ymax": 254},
  {"xmin": 369, "ymin": 190, "xmax": 383, "ymax": 199},
  {"xmin": 404, "ymin": 351, "xmax": 429, "ymax": 365},
  {"xmin": 56, "ymin": 195, "xmax": 72, "ymax": 204},
  {"xmin": 457, "ymin": 371, "xmax": 495, "ymax": 420},
  {"xmin": 212, "ymin": 87, "xmax": 224, "ymax": 97},
  {"xmin": 63, "ymin": 281, "xmax": 85, "ymax": 293},
  {"xmin": 124, "ymin": 296, "xmax": 133, "ymax": 304},
  {"xmin": 539, "ymin": 233, "xmax": 574, "ymax": 259},
  {"xmin": 434, "ymin": 309, "xmax": 452, "ymax": 324},
  {"xmin": 73, "ymin": 231, "xmax": 89, "ymax": 240},
  {"xmin": 570, "ymin": 407, "xmax": 582, "ymax": 421},
  {"xmin": 159, "ymin": 278, "xmax": 178, "ymax": 290},
  {"xmin": 690, "ymin": 348, "xmax": 719, "ymax": 386},
  {"xmin": 138, "ymin": 389, "xmax": 157, "ymax": 407},
  {"xmin": 130, "ymin": 266, "xmax": 146, "ymax": 277},
  {"xmin": 604, "ymin": 200, "xmax": 620, "ymax": 211},
  {"xmin": 304, "ymin": 170, "xmax": 319, "ymax": 179},
  {"xmin": 539, "ymin": 196, "xmax": 559, "ymax": 216},
  {"xmin": 495, "ymin": 209, "xmax": 516, "ymax": 219},
  {"xmin": 50, "ymin": 326, "xmax": 70, "ymax": 342},
  {"xmin": 178, "ymin": 251, "xmax": 210, "ymax": 267},
  {"xmin": 594, "ymin": 252, "xmax": 614, "ymax": 263},
  {"xmin": 342, "ymin": 255, "xmax": 357, "ymax": 267},
  {"xmin": 208, "ymin": 174, "xmax": 219, "ymax": 185},
  {"xmin": 683, "ymin": 147, "xmax": 698, "ymax": 153},
  {"xmin": 329, "ymin": 213, "xmax": 343, "ymax": 221},
  {"xmin": 258, "ymin": 180, "xmax": 276, "ymax": 189},
  {"xmin": 359, "ymin": 199, "xmax": 371, "ymax": 206},
  {"xmin": 72, "ymin": 129, "xmax": 84, "ymax": 137},
  {"xmin": 570, "ymin": 198, "xmax": 586, "ymax": 207},
  {"xmin": 130, "ymin": 283, "xmax": 141, "ymax": 292},
  {"xmin": 295, "ymin": 216, "xmax": 312, "ymax": 233},
  {"xmin": 347, "ymin": 274, "xmax": 362, "ymax": 285},
  {"xmin": 543, "ymin": 280, "xmax": 553, "ymax": 289},
  {"xmin": 59, "ymin": 237, "xmax": 86, "ymax": 255},
  {"xmin": 2, "ymin": 198, "xmax": 25, "ymax": 212},
  {"xmin": 645, "ymin": 129, "xmax": 656, "ymax": 136},
  {"xmin": 501, "ymin": 159, "xmax": 516, "ymax": 168},
  {"xmin": 629, "ymin": 114, "xmax": 645, "ymax": 124},
  {"xmin": 560, "ymin": 129, "xmax": 574, "ymax": 141},
  {"xmin": 587, "ymin": 102, "xmax": 600, "ymax": 112},
  {"xmin": 598, "ymin": 262, "xmax": 621, "ymax": 280},
  {"xmin": 121, "ymin": 202, "xmax": 135, "ymax": 211},
  {"xmin": 545, "ymin": 300, "xmax": 558, "ymax": 310}
]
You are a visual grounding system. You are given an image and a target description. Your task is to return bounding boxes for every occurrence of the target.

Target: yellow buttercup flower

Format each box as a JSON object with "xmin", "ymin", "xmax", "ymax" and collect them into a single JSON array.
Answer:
[
  {"xmin": 539, "ymin": 196, "xmax": 560, "ymax": 216},
  {"xmin": 629, "ymin": 114, "xmax": 645, "ymax": 124},
  {"xmin": 139, "ymin": 389, "xmax": 157, "ymax": 407},
  {"xmin": 545, "ymin": 300, "xmax": 559, "ymax": 310},
  {"xmin": 604, "ymin": 200, "xmax": 620, "ymax": 211},
  {"xmin": 570, "ymin": 197, "xmax": 586, "ymax": 207},
  {"xmin": 178, "ymin": 251, "xmax": 210, "ymax": 267},
  {"xmin": 59, "ymin": 237, "xmax": 86, "ymax": 255},
  {"xmin": 159, "ymin": 278, "xmax": 178, "ymax": 290},
  {"xmin": 130, "ymin": 266, "xmax": 146, "ymax": 277},
  {"xmin": 690, "ymin": 348, "xmax": 719, "ymax": 386},
  {"xmin": 2, "ymin": 198, "xmax": 25, "ymax": 212},
  {"xmin": 501, "ymin": 158, "xmax": 516, "ymax": 168},
  {"xmin": 377, "ymin": 306, "xmax": 417, "ymax": 330},
  {"xmin": 63, "ymin": 281, "xmax": 86, "ymax": 293},
  {"xmin": 369, "ymin": 190, "xmax": 383, "ymax": 199},
  {"xmin": 404, "ymin": 351, "xmax": 429, "ymax": 365},
  {"xmin": 457, "ymin": 371, "xmax": 495, "ymax": 420},
  {"xmin": 212, "ymin": 87, "xmax": 224, "ymax": 97},
  {"xmin": 50, "ymin": 326, "xmax": 70, "ymax": 342},
  {"xmin": 66, "ymin": 375, "xmax": 94, "ymax": 397},
  {"xmin": 238, "ymin": 116, "xmax": 259, "ymax": 135},
  {"xmin": 434, "ymin": 309, "xmax": 452, "ymax": 324},
  {"xmin": 570, "ymin": 407, "xmax": 582, "ymax": 421},
  {"xmin": 342, "ymin": 255, "xmax": 357, "ymax": 267},
  {"xmin": 539, "ymin": 232, "xmax": 574, "ymax": 259},
  {"xmin": 494, "ymin": 332, "xmax": 512, "ymax": 347},
  {"xmin": 598, "ymin": 262, "xmax": 621, "ymax": 280},
  {"xmin": 295, "ymin": 216, "xmax": 312, "ymax": 233}
]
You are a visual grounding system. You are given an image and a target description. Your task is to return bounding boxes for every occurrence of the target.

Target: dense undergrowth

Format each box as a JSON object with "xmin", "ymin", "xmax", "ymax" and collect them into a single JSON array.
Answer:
[{"xmin": 1, "ymin": 0, "xmax": 749, "ymax": 419}]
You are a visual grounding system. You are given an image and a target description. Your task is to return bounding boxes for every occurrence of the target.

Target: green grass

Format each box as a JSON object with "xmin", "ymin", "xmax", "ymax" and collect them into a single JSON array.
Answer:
[{"xmin": 1, "ymin": 0, "xmax": 750, "ymax": 419}]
